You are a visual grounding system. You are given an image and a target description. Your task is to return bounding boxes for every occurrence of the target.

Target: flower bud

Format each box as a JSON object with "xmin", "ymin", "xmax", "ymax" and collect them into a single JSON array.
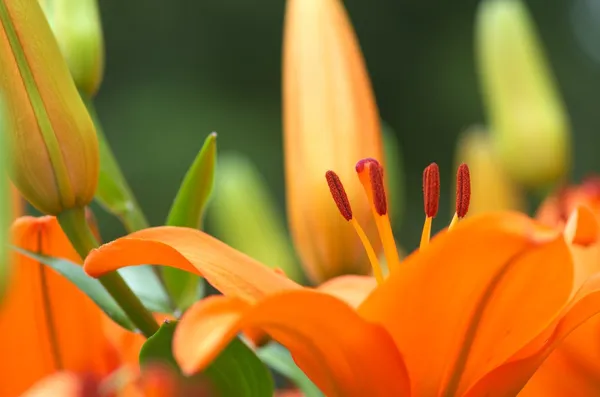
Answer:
[
  {"xmin": 476, "ymin": 0, "xmax": 571, "ymax": 189},
  {"xmin": 0, "ymin": 0, "xmax": 99, "ymax": 215},
  {"xmin": 38, "ymin": 0, "xmax": 104, "ymax": 96},
  {"xmin": 283, "ymin": 0, "xmax": 384, "ymax": 283},
  {"xmin": 454, "ymin": 127, "xmax": 526, "ymax": 216}
]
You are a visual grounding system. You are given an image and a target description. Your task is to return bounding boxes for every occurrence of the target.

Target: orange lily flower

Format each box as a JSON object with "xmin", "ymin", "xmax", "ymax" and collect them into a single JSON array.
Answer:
[
  {"xmin": 83, "ymin": 159, "xmax": 600, "ymax": 396},
  {"xmin": 0, "ymin": 215, "xmax": 132, "ymax": 396},
  {"xmin": 283, "ymin": 0, "xmax": 385, "ymax": 283},
  {"xmin": 519, "ymin": 179, "xmax": 600, "ymax": 396}
]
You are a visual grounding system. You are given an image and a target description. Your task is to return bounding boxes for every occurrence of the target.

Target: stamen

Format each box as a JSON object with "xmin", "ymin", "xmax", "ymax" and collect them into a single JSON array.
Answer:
[
  {"xmin": 423, "ymin": 163, "xmax": 440, "ymax": 218},
  {"xmin": 326, "ymin": 171, "xmax": 352, "ymax": 221},
  {"xmin": 355, "ymin": 158, "xmax": 401, "ymax": 274},
  {"xmin": 456, "ymin": 163, "xmax": 471, "ymax": 218},
  {"xmin": 449, "ymin": 163, "xmax": 471, "ymax": 230},
  {"xmin": 325, "ymin": 170, "xmax": 384, "ymax": 284},
  {"xmin": 420, "ymin": 163, "xmax": 440, "ymax": 249}
]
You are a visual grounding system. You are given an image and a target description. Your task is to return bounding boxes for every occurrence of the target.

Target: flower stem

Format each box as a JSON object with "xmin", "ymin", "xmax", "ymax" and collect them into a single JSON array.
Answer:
[{"xmin": 57, "ymin": 207, "xmax": 159, "ymax": 337}]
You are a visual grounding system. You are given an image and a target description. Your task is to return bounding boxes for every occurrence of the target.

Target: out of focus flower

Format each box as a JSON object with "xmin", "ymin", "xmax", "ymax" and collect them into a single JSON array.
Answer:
[
  {"xmin": 454, "ymin": 127, "xmax": 526, "ymax": 216},
  {"xmin": 283, "ymin": 0, "xmax": 384, "ymax": 283},
  {"xmin": 38, "ymin": 0, "xmax": 104, "ymax": 96},
  {"xmin": 476, "ymin": 0, "xmax": 571, "ymax": 190},
  {"xmin": 0, "ymin": 216, "xmax": 129, "ymax": 396},
  {"xmin": 19, "ymin": 365, "xmax": 212, "ymax": 397},
  {"xmin": 0, "ymin": 0, "xmax": 99, "ymax": 215},
  {"xmin": 81, "ymin": 157, "xmax": 600, "ymax": 396},
  {"xmin": 520, "ymin": 179, "xmax": 600, "ymax": 396}
]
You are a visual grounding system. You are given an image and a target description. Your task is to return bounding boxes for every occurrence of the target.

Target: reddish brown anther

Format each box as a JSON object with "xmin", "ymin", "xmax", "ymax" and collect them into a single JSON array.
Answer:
[
  {"xmin": 423, "ymin": 163, "xmax": 440, "ymax": 218},
  {"xmin": 326, "ymin": 171, "xmax": 353, "ymax": 221},
  {"xmin": 456, "ymin": 163, "xmax": 471, "ymax": 218},
  {"xmin": 369, "ymin": 164, "xmax": 387, "ymax": 216}
]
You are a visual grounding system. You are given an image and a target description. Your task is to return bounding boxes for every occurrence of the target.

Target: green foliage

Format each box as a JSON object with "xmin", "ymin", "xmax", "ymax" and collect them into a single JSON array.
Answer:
[
  {"xmin": 140, "ymin": 320, "xmax": 275, "ymax": 397},
  {"xmin": 11, "ymin": 247, "xmax": 134, "ymax": 330},
  {"xmin": 163, "ymin": 132, "xmax": 217, "ymax": 311}
]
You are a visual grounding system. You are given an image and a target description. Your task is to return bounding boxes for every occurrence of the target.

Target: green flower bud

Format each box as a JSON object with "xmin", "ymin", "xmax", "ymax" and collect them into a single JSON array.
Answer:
[
  {"xmin": 39, "ymin": 0, "xmax": 104, "ymax": 96},
  {"xmin": 476, "ymin": 0, "xmax": 571, "ymax": 190}
]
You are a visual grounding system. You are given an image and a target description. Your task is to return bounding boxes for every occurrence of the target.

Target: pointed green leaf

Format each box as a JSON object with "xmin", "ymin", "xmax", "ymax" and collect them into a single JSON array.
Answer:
[
  {"xmin": 140, "ymin": 320, "xmax": 274, "ymax": 397},
  {"xmin": 166, "ymin": 132, "xmax": 217, "ymax": 229},
  {"xmin": 11, "ymin": 247, "xmax": 134, "ymax": 330},
  {"xmin": 208, "ymin": 154, "xmax": 304, "ymax": 282},
  {"xmin": 119, "ymin": 265, "xmax": 173, "ymax": 314},
  {"xmin": 163, "ymin": 133, "xmax": 217, "ymax": 311},
  {"xmin": 257, "ymin": 343, "xmax": 324, "ymax": 397}
]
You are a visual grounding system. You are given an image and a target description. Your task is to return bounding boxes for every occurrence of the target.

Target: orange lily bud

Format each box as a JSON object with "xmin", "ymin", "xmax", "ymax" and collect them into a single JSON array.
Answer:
[
  {"xmin": 454, "ymin": 127, "xmax": 526, "ymax": 215},
  {"xmin": 38, "ymin": 0, "xmax": 105, "ymax": 96},
  {"xmin": 283, "ymin": 0, "xmax": 384, "ymax": 283},
  {"xmin": 0, "ymin": 216, "xmax": 117, "ymax": 396},
  {"xmin": 0, "ymin": 0, "xmax": 99, "ymax": 215},
  {"xmin": 476, "ymin": 0, "xmax": 571, "ymax": 189}
]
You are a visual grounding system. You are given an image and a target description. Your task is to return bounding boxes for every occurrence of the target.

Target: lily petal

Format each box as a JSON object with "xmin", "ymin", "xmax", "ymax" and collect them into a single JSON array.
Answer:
[
  {"xmin": 359, "ymin": 212, "xmax": 572, "ymax": 396},
  {"xmin": 174, "ymin": 290, "xmax": 409, "ymax": 397},
  {"xmin": 83, "ymin": 227, "xmax": 301, "ymax": 303},
  {"xmin": 317, "ymin": 275, "xmax": 376, "ymax": 308},
  {"xmin": 466, "ymin": 273, "xmax": 600, "ymax": 396},
  {"xmin": 1, "ymin": 217, "xmax": 117, "ymax": 396}
]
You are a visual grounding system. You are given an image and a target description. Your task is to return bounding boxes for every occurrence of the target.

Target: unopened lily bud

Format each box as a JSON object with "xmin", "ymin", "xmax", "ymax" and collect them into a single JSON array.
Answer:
[
  {"xmin": 283, "ymin": 0, "xmax": 384, "ymax": 283},
  {"xmin": 38, "ymin": 0, "xmax": 104, "ymax": 96},
  {"xmin": 454, "ymin": 127, "xmax": 526, "ymax": 215},
  {"xmin": 476, "ymin": 0, "xmax": 571, "ymax": 189},
  {"xmin": 0, "ymin": 0, "xmax": 99, "ymax": 215}
]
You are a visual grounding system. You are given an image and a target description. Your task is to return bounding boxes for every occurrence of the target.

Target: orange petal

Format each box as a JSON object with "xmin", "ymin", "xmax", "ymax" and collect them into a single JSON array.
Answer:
[
  {"xmin": 465, "ymin": 273, "xmax": 600, "ymax": 396},
  {"xmin": 317, "ymin": 274, "xmax": 377, "ymax": 308},
  {"xmin": 174, "ymin": 290, "xmax": 409, "ymax": 397},
  {"xmin": 0, "ymin": 216, "xmax": 117, "ymax": 396},
  {"xmin": 518, "ymin": 329, "xmax": 600, "ymax": 397},
  {"xmin": 563, "ymin": 206, "xmax": 600, "ymax": 294},
  {"xmin": 84, "ymin": 227, "xmax": 301, "ymax": 303},
  {"xmin": 19, "ymin": 372, "xmax": 97, "ymax": 397},
  {"xmin": 564, "ymin": 205, "xmax": 598, "ymax": 247},
  {"xmin": 359, "ymin": 211, "xmax": 572, "ymax": 396}
]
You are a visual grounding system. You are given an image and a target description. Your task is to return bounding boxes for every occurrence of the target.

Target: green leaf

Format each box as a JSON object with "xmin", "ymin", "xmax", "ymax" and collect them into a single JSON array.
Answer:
[
  {"xmin": 163, "ymin": 133, "xmax": 217, "ymax": 311},
  {"xmin": 11, "ymin": 247, "xmax": 134, "ymax": 330},
  {"xmin": 257, "ymin": 343, "xmax": 324, "ymax": 397},
  {"xmin": 208, "ymin": 154, "xmax": 304, "ymax": 283},
  {"xmin": 166, "ymin": 132, "xmax": 217, "ymax": 229},
  {"xmin": 119, "ymin": 265, "xmax": 173, "ymax": 314},
  {"xmin": 140, "ymin": 321, "xmax": 274, "ymax": 397}
]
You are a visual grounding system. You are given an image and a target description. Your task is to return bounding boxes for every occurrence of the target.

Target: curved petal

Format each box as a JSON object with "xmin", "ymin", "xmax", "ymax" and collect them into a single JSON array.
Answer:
[
  {"xmin": 518, "ymin": 331, "xmax": 600, "ymax": 397},
  {"xmin": 563, "ymin": 206, "xmax": 600, "ymax": 295},
  {"xmin": 358, "ymin": 212, "xmax": 572, "ymax": 396},
  {"xmin": 317, "ymin": 275, "xmax": 376, "ymax": 308},
  {"xmin": 83, "ymin": 227, "xmax": 301, "ymax": 303},
  {"xmin": 465, "ymin": 273, "xmax": 600, "ymax": 396},
  {"xmin": 1, "ymin": 217, "xmax": 117, "ymax": 396},
  {"xmin": 174, "ymin": 290, "xmax": 409, "ymax": 397}
]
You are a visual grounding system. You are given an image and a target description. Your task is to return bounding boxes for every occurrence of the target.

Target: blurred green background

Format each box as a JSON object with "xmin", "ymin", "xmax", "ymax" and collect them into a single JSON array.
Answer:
[{"xmin": 93, "ymin": 0, "xmax": 600, "ymax": 251}]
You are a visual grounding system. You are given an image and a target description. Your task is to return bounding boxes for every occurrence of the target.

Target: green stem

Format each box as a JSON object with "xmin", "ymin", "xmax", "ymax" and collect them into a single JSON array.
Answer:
[{"xmin": 57, "ymin": 207, "xmax": 159, "ymax": 337}]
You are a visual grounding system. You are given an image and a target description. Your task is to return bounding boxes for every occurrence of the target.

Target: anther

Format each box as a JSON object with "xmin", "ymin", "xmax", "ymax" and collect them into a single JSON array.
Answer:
[
  {"xmin": 456, "ymin": 163, "xmax": 471, "ymax": 218},
  {"xmin": 369, "ymin": 163, "xmax": 387, "ymax": 216},
  {"xmin": 423, "ymin": 163, "xmax": 440, "ymax": 218},
  {"xmin": 326, "ymin": 171, "xmax": 352, "ymax": 221}
]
